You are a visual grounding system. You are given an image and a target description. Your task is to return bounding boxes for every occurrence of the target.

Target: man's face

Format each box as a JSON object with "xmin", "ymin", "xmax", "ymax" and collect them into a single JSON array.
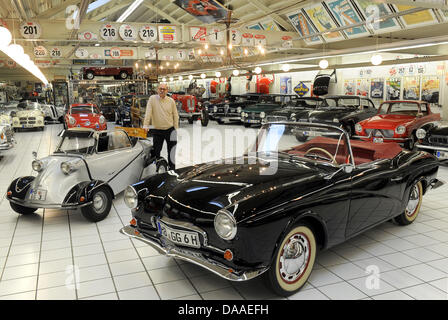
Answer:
[{"xmin": 158, "ymin": 85, "xmax": 168, "ymax": 98}]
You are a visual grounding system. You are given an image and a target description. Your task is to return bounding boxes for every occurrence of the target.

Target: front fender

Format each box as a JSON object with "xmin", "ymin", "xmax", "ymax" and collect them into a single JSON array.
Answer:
[
  {"xmin": 63, "ymin": 180, "xmax": 114, "ymax": 206},
  {"xmin": 7, "ymin": 176, "xmax": 35, "ymax": 200}
]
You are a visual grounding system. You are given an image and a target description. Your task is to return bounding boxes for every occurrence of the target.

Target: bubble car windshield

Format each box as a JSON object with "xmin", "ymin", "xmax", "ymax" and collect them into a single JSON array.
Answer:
[
  {"xmin": 251, "ymin": 123, "xmax": 351, "ymax": 167},
  {"xmin": 55, "ymin": 131, "xmax": 96, "ymax": 154},
  {"xmin": 71, "ymin": 106, "xmax": 97, "ymax": 114}
]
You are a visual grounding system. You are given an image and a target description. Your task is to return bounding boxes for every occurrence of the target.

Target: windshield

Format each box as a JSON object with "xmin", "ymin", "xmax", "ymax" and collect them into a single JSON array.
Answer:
[
  {"xmin": 379, "ymin": 102, "xmax": 421, "ymax": 115},
  {"xmin": 71, "ymin": 106, "xmax": 97, "ymax": 114},
  {"xmin": 324, "ymin": 98, "xmax": 359, "ymax": 108},
  {"xmin": 249, "ymin": 123, "xmax": 351, "ymax": 167},
  {"xmin": 56, "ymin": 135, "xmax": 96, "ymax": 154},
  {"xmin": 286, "ymin": 99, "xmax": 320, "ymax": 109}
]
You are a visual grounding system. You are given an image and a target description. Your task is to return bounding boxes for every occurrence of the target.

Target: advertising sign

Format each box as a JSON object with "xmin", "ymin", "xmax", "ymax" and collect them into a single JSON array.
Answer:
[
  {"xmin": 119, "ymin": 24, "xmax": 137, "ymax": 41},
  {"xmin": 403, "ymin": 76, "xmax": 420, "ymax": 101},
  {"xmin": 370, "ymin": 79, "xmax": 384, "ymax": 99},
  {"xmin": 259, "ymin": 18, "xmax": 281, "ymax": 31},
  {"xmin": 247, "ymin": 23, "xmax": 262, "ymax": 30},
  {"xmin": 394, "ymin": 5, "xmax": 438, "ymax": 28},
  {"xmin": 294, "ymin": 82, "xmax": 310, "ymax": 97},
  {"xmin": 304, "ymin": 3, "xmax": 345, "ymax": 42},
  {"xmin": 280, "ymin": 76, "xmax": 292, "ymax": 94},
  {"xmin": 78, "ymin": 31, "xmax": 98, "ymax": 41},
  {"xmin": 421, "ymin": 76, "xmax": 440, "ymax": 103},
  {"xmin": 386, "ymin": 78, "xmax": 402, "ymax": 100},
  {"xmin": 207, "ymin": 27, "xmax": 225, "ymax": 45},
  {"xmin": 326, "ymin": 0, "xmax": 369, "ymax": 38},
  {"xmin": 344, "ymin": 79, "xmax": 356, "ymax": 95},
  {"xmin": 139, "ymin": 25, "xmax": 157, "ymax": 42},
  {"xmin": 287, "ymin": 10, "xmax": 321, "ymax": 44},
  {"xmin": 190, "ymin": 26, "xmax": 207, "ymax": 42},
  {"xmin": 353, "ymin": 0, "xmax": 400, "ymax": 33},
  {"xmin": 174, "ymin": 0, "xmax": 229, "ymax": 23},
  {"xmin": 158, "ymin": 25, "xmax": 178, "ymax": 42},
  {"xmin": 356, "ymin": 79, "xmax": 370, "ymax": 96},
  {"xmin": 20, "ymin": 21, "xmax": 42, "ymax": 39}
]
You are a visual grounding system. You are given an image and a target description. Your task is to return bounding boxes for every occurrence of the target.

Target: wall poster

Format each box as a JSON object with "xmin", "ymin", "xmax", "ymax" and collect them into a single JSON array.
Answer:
[
  {"xmin": 403, "ymin": 76, "xmax": 420, "ymax": 100},
  {"xmin": 421, "ymin": 76, "xmax": 440, "ymax": 104},
  {"xmin": 326, "ymin": 0, "xmax": 369, "ymax": 38},
  {"xmin": 356, "ymin": 79, "xmax": 370, "ymax": 96},
  {"xmin": 287, "ymin": 10, "xmax": 321, "ymax": 44},
  {"xmin": 280, "ymin": 76, "xmax": 292, "ymax": 94},
  {"xmin": 370, "ymin": 79, "xmax": 384, "ymax": 99},
  {"xmin": 174, "ymin": 0, "xmax": 229, "ymax": 23},
  {"xmin": 353, "ymin": 0, "xmax": 401, "ymax": 33},
  {"xmin": 304, "ymin": 3, "xmax": 345, "ymax": 42},
  {"xmin": 386, "ymin": 78, "xmax": 401, "ymax": 100},
  {"xmin": 394, "ymin": 5, "xmax": 438, "ymax": 28},
  {"xmin": 344, "ymin": 79, "xmax": 356, "ymax": 95}
]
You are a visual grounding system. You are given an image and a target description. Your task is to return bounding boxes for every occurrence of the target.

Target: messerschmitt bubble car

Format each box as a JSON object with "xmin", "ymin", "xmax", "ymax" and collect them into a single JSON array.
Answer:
[{"xmin": 6, "ymin": 127, "xmax": 168, "ymax": 222}]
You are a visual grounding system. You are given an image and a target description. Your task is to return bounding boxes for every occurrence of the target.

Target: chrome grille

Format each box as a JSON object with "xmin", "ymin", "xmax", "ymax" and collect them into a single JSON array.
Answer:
[
  {"xmin": 365, "ymin": 129, "xmax": 394, "ymax": 138},
  {"xmin": 19, "ymin": 117, "xmax": 27, "ymax": 121},
  {"xmin": 429, "ymin": 135, "xmax": 448, "ymax": 146},
  {"xmin": 28, "ymin": 117, "xmax": 36, "ymax": 120},
  {"xmin": 266, "ymin": 116, "xmax": 287, "ymax": 122}
]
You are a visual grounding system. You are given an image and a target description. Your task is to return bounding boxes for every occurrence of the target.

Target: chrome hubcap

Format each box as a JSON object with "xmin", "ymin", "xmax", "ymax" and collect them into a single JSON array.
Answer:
[
  {"xmin": 279, "ymin": 233, "xmax": 310, "ymax": 283},
  {"xmin": 158, "ymin": 166, "xmax": 166, "ymax": 173},
  {"xmin": 406, "ymin": 185, "xmax": 420, "ymax": 217},
  {"xmin": 93, "ymin": 192, "xmax": 106, "ymax": 213}
]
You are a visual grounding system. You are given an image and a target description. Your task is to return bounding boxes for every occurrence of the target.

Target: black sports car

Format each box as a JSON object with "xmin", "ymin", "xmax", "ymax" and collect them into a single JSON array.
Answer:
[
  {"xmin": 301, "ymin": 95, "xmax": 378, "ymax": 137},
  {"xmin": 264, "ymin": 97, "xmax": 323, "ymax": 123},
  {"xmin": 120, "ymin": 122, "xmax": 443, "ymax": 296},
  {"xmin": 100, "ymin": 97, "xmax": 119, "ymax": 122},
  {"xmin": 416, "ymin": 123, "xmax": 448, "ymax": 165},
  {"xmin": 206, "ymin": 94, "xmax": 261, "ymax": 124}
]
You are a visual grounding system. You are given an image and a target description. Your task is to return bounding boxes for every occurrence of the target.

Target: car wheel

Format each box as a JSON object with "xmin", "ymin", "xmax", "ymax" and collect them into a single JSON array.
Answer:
[
  {"xmin": 217, "ymin": 119, "xmax": 224, "ymax": 125},
  {"xmin": 405, "ymin": 134, "xmax": 416, "ymax": 150},
  {"xmin": 119, "ymin": 71, "xmax": 128, "ymax": 80},
  {"xmin": 200, "ymin": 109, "xmax": 209, "ymax": 127},
  {"xmin": 156, "ymin": 158, "xmax": 169, "ymax": 173},
  {"xmin": 86, "ymin": 72, "xmax": 94, "ymax": 80},
  {"xmin": 10, "ymin": 202, "xmax": 37, "ymax": 215},
  {"xmin": 80, "ymin": 186, "xmax": 113, "ymax": 222},
  {"xmin": 265, "ymin": 224, "xmax": 317, "ymax": 296},
  {"xmin": 394, "ymin": 181, "xmax": 423, "ymax": 226}
]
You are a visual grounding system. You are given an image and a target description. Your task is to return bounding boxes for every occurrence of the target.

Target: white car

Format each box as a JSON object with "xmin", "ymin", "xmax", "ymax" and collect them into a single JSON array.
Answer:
[
  {"xmin": 11, "ymin": 101, "xmax": 45, "ymax": 131},
  {"xmin": 371, "ymin": 88, "xmax": 383, "ymax": 98},
  {"xmin": 6, "ymin": 128, "xmax": 168, "ymax": 222},
  {"xmin": 0, "ymin": 113, "xmax": 14, "ymax": 151}
]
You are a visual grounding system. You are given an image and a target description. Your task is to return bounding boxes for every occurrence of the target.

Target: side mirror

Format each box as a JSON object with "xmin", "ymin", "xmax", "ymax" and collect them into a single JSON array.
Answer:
[{"xmin": 32, "ymin": 151, "xmax": 37, "ymax": 159}]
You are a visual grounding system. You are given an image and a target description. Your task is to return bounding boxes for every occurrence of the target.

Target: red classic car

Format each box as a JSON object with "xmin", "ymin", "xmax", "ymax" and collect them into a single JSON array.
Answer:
[
  {"xmin": 65, "ymin": 104, "xmax": 107, "ymax": 130},
  {"xmin": 355, "ymin": 100, "xmax": 440, "ymax": 150},
  {"xmin": 170, "ymin": 92, "xmax": 209, "ymax": 126},
  {"xmin": 82, "ymin": 67, "xmax": 133, "ymax": 80},
  {"xmin": 184, "ymin": 0, "xmax": 219, "ymax": 16}
]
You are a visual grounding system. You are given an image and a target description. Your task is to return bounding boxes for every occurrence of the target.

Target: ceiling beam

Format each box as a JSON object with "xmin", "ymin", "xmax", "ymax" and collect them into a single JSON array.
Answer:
[
  {"xmin": 37, "ymin": 0, "xmax": 81, "ymax": 19},
  {"xmin": 141, "ymin": 0, "xmax": 183, "ymax": 25},
  {"xmin": 86, "ymin": 0, "xmax": 132, "ymax": 20},
  {"xmin": 246, "ymin": 0, "xmax": 294, "ymax": 31},
  {"xmin": 376, "ymin": 0, "xmax": 448, "ymax": 10}
]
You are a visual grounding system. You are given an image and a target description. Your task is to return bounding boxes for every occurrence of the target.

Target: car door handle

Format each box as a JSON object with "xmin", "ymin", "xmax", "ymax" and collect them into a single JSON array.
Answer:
[{"xmin": 391, "ymin": 176, "xmax": 403, "ymax": 182}]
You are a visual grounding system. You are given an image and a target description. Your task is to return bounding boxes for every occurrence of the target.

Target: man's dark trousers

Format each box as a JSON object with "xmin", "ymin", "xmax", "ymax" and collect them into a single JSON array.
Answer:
[{"xmin": 151, "ymin": 127, "xmax": 177, "ymax": 170}]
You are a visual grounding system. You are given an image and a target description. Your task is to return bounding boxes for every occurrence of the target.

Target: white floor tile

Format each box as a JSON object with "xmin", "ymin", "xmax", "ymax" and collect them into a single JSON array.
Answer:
[
  {"xmin": 0, "ymin": 291, "xmax": 36, "ymax": 300},
  {"xmin": 155, "ymin": 279, "xmax": 197, "ymax": 300},
  {"xmin": 403, "ymin": 263, "xmax": 447, "ymax": 282},
  {"xmin": 381, "ymin": 269, "xmax": 423, "ymax": 289},
  {"xmin": 326, "ymin": 262, "xmax": 366, "ymax": 281},
  {"xmin": 0, "ymin": 276, "xmax": 37, "ymax": 296},
  {"xmin": 118, "ymin": 286, "xmax": 160, "ymax": 300},
  {"xmin": 378, "ymin": 252, "xmax": 421, "ymax": 268},
  {"xmin": 81, "ymin": 292, "xmax": 118, "ymax": 300},
  {"xmin": 308, "ymin": 268, "xmax": 343, "ymax": 287},
  {"xmin": 39, "ymin": 258, "xmax": 73, "ymax": 275},
  {"xmin": 318, "ymin": 282, "xmax": 367, "ymax": 300},
  {"xmin": 427, "ymin": 258, "xmax": 448, "ymax": 273},
  {"xmin": 109, "ymin": 259, "xmax": 145, "ymax": 277},
  {"xmin": 348, "ymin": 276, "xmax": 397, "ymax": 297},
  {"xmin": 402, "ymin": 247, "xmax": 444, "ymax": 263},
  {"xmin": 2, "ymin": 263, "xmax": 38, "ymax": 280},
  {"xmin": 428, "ymin": 278, "xmax": 448, "ymax": 293},
  {"xmin": 78, "ymin": 264, "xmax": 111, "ymax": 283},
  {"xmin": 106, "ymin": 248, "xmax": 139, "ymax": 263},
  {"xmin": 37, "ymin": 285, "xmax": 77, "ymax": 300},
  {"xmin": 372, "ymin": 291, "xmax": 414, "ymax": 300},
  {"xmin": 142, "ymin": 255, "xmax": 177, "ymax": 270},
  {"xmin": 402, "ymin": 283, "xmax": 447, "ymax": 300},
  {"xmin": 147, "ymin": 265, "xmax": 186, "ymax": 284},
  {"xmin": 316, "ymin": 251, "xmax": 348, "ymax": 267},
  {"xmin": 77, "ymin": 277, "xmax": 116, "ymax": 299},
  {"xmin": 190, "ymin": 274, "xmax": 232, "ymax": 293},
  {"xmin": 114, "ymin": 272, "xmax": 152, "ymax": 292},
  {"xmin": 200, "ymin": 287, "xmax": 244, "ymax": 300},
  {"xmin": 288, "ymin": 288, "xmax": 329, "ymax": 300}
]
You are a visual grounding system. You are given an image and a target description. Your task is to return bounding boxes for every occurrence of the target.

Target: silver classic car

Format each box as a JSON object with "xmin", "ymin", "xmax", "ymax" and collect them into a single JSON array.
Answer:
[{"xmin": 6, "ymin": 128, "xmax": 168, "ymax": 222}]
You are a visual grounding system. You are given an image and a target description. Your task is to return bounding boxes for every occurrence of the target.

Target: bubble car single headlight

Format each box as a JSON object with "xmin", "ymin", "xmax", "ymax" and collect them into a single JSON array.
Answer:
[
  {"xmin": 395, "ymin": 125, "xmax": 406, "ymax": 135},
  {"xmin": 260, "ymin": 112, "xmax": 266, "ymax": 119},
  {"xmin": 124, "ymin": 185, "xmax": 138, "ymax": 209},
  {"xmin": 214, "ymin": 209, "xmax": 237, "ymax": 240},
  {"xmin": 69, "ymin": 116, "xmax": 76, "ymax": 125},
  {"xmin": 416, "ymin": 128, "xmax": 426, "ymax": 139},
  {"xmin": 60, "ymin": 162, "xmax": 75, "ymax": 175},
  {"xmin": 32, "ymin": 160, "xmax": 43, "ymax": 172},
  {"xmin": 355, "ymin": 123, "xmax": 363, "ymax": 133}
]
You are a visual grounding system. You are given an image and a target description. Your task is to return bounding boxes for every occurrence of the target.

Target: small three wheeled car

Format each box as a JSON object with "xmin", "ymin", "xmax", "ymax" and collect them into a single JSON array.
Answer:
[{"xmin": 6, "ymin": 128, "xmax": 168, "ymax": 222}]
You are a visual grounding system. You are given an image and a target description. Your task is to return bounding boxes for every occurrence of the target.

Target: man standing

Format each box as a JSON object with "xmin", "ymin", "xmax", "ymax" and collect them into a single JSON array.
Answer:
[{"xmin": 143, "ymin": 83, "xmax": 179, "ymax": 170}]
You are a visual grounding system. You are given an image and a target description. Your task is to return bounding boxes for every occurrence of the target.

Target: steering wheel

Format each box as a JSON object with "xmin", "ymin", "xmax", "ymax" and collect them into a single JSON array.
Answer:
[{"xmin": 304, "ymin": 147, "xmax": 337, "ymax": 165}]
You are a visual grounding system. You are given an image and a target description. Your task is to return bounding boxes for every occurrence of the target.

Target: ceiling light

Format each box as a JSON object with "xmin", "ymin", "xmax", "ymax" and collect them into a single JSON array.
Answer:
[
  {"xmin": 0, "ymin": 27, "xmax": 12, "ymax": 48},
  {"xmin": 144, "ymin": 65, "xmax": 147, "ymax": 70},
  {"xmin": 9, "ymin": 44, "xmax": 24, "ymax": 56},
  {"xmin": 166, "ymin": 62, "xmax": 170, "ymax": 66},
  {"xmin": 169, "ymin": 77, "xmax": 174, "ymax": 82},
  {"xmin": 117, "ymin": 0, "xmax": 143, "ymax": 22},
  {"xmin": 281, "ymin": 64, "xmax": 290, "ymax": 72},
  {"xmin": 228, "ymin": 44, "xmax": 232, "ymax": 50},
  {"xmin": 198, "ymin": 49, "xmax": 202, "ymax": 55},
  {"xmin": 188, "ymin": 75, "xmax": 193, "ymax": 80},
  {"xmin": 162, "ymin": 77, "xmax": 166, "ymax": 82},
  {"xmin": 319, "ymin": 59, "xmax": 329, "ymax": 69},
  {"xmin": 371, "ymin": 54, "xmax": 383, "ymax": 66},
  {"xmin": 179, "ymin": 76, "xmax": 183, "ymax": 81},
  {"xmin": 232, "ymin": 70, "xmax": 239, "ymax": 76},
  {"xmin": 160, "ymin": 66, "xmax": 163, "ymax": 70},
  {"xmin": 135, "ymin": 62, "xmax": 138, "ymax": 68},
  {"xmin": 220, "ymin": 49, "xmax": 224, "ymax": 55},
  {"xmin": 147, "ymin": 63, "xmax": 151, "ymax": 68},
  {"xmin": 95, "ymin": 43, "xmax": 100, "ymax": 47},
  {"xmin": 200, "ymin": 73, "xmax": 206, "ymax": 79},
  {"xmin": 204, "ymin": 43, "xmax": 209, "ymax": 50},
  {"xmin": 215, "ymin": 71, "xmax": 221, "ymax": 78},
  {"xmin": 244, "ymin": 48, "xmax": 248, "ymax": 55},
  {"xmin": 254, "ymin": 67, "xmax": 262, "ymax": 74}
]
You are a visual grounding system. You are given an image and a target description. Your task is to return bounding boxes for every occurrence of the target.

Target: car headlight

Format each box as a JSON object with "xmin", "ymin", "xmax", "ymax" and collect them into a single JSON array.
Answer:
[
  {"xmin": 416, "ymin": 128, "xmax": 426, "ymax": 139},
  {"xmin": 214, "ymin": 209, "xmax": 237, "ymax": 240},
  {"xmin": 355, "ymin": 123, "xmax": 363, "ymax": 133},
  {"xmin": 10, "ymin": 111, "xmax": 16, "ymax": 117},
  {"xmin": 395, "ymin": 125, "xmax": 406, "ymax": 135},
  {"xmin": 124, "ymin": 185, "xmax": 138, "ymax": 209},
  {"xmin": 69, "ymin": 116, "xmax": 76, "ymax": 125},
  {"xmin": 99, "ymin": 116, "xmax": 106, "ymax": 124},
  {"xmin": 60, "ymin": 162, "xmax": 75, "ymax": 175},
  {"xmin": 32, "ymin": 160, "xmax": 43, "ymax": 172},
  {"xmin": 260, "ymin": 112, "xmax": 266, "ymax": 119},
  {"xmin": 213, "ymin": 106, "xmax": 218, "ymax": 113},
  {"xmin": 333, "ymin": 118, "xmax": 339, "ymax": 123},
  {"xmin": 38, "ymin": 120, "xmax": 43, "ymax": 125},
  {"xmin": 237, "ymin": 107, "xmax": 242, "ymax": 113}
]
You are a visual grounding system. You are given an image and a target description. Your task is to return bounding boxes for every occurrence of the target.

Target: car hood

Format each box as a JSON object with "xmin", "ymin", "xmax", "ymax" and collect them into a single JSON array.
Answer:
[
  {"xmin": 308, "ymin": 108, "xmax": 355, "ymax": 121},
  {"xmin": 149, "ymin": 154, "xmax": 331, "ymax": 221},
  {"xmin": 360, "ymin": 114, "xmax": 416, "ymax": 129},
  {"xmin": 243, "ymin": 104, "xmax": 282, "ymax": 113},
  {"xmin": 0, "ymin": 114, "xmax": 11, "ymax": 125},
  {"xmin": 16, "ymin": 110, "xmax": 44, "ymax": 118},
  {"xmin": 429, "ymin": 126, "xmax": 448, "ymax": 136}
]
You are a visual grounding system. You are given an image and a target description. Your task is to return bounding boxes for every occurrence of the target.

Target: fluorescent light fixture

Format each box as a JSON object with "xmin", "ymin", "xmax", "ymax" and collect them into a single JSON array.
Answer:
[
  {"xmin": 117, "ymin": 0, "xmax": 143, "ymax": 22},
  {"xmin": 87, "ymin": 0, "xmax": 112, "ymax": 13},
  {"xmin": 371, "ymin": 54, "xmax": 383, "ymax": 66}
]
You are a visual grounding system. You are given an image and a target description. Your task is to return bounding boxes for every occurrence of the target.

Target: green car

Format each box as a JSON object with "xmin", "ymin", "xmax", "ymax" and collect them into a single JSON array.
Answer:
[{"xmin": 240, "ymin": 94, "xmax": 296, "ymax": 127}]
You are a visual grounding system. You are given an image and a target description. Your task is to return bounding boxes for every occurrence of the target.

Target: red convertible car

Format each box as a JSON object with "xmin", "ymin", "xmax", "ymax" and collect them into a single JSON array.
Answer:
[
  {"xmin": 171, "ymin": 92, "xmax": 209, "ymax": 126},
  {"xmin": 64, "ymin": 104, "xmax": 107, "ymax": 131},
  {"xmin": 355, "ymin": 100, "xmax": 440, "ymax": 150},
  {"xmin": 82, "ymin": 67, "xmax": 133, "ymax": 80}
]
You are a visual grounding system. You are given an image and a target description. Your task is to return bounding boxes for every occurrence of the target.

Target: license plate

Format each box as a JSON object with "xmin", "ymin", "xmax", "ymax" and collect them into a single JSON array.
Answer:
[
  {"xmin": 30, "ymin": 188, "xmax": 47, "ymax": 201},
  {"xmin": 436, "ymin": 151, "xmax": 448, "ymax": 160},
  {"xmin": 157, "ymin": 221, "xmax": 200, "ymax": 248},
  {"xmin": 303, "ymin": 131, "xmax": 309, "ymax": 136},
  {"xmin": 248, "ymin": 119, "xmax": 259, "ymax": 123},
  {"xmin": 373, "ymin": 137, "xmax": 384, "ymax": 143}
]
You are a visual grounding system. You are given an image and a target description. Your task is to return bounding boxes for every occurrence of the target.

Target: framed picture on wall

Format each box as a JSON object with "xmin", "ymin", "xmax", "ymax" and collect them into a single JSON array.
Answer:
[
  {"xmin": 386, "ymin": 78, "xmax": 402, "ymax": 100},
  {"xmin": 403, "ymin": 76, "xmax": 421, "ymax": 100},
  {"xmin": 421, "ymin": 76, "xmax": 440, "ymax": 103},
  {"xmin": 370, "ymin": 79, "xmax": 385, "ymax": 99}
]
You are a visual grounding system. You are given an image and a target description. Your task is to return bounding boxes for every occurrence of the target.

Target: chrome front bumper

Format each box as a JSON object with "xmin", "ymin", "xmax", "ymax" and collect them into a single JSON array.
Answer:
[
  {"xmin": 8, "ymin": 196, "xmax": 92, "ymax": 210},
  {"xmin": 416, "ymin": 144, "xmax": 448, "ymax": 153},
  {"xmin": 0, "ymin": 142, "xmax": 13, "ymax": 150},
  {"xmin": 120, "ymin": 225, "xmax": 267, "ymax": 282}
]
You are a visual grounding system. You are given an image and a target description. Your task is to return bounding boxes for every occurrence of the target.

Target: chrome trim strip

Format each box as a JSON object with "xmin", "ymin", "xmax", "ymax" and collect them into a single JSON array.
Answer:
[
  {"xmin": 120, "ymin": 225, "xmax": 267, "ymax": 281},
  {"xmin": 416, "ymin": 144, "xmax": 448, "ymax": 152},
  {"xmin": 8, "ymin": 196, "xmax": 92, "ymax": 209}
]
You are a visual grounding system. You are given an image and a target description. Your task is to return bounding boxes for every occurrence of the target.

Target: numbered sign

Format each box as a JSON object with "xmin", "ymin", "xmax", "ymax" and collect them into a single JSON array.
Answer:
[
  {"xmin": 158, "ymin": 25, "xmax": 177, "ymax": 43},
  {"xmin": 119, "ymin": 24, "xmax": 137, "ymax": 41},
  {"xmin": 50, "ymin": 47, "xmax": 62, "ymax": 58},
  {"xmin": 33, "ymin": 46, "xmax": 48, "ymax": 57},
  {"xmin": 242, "ymin": 33, "xmax": 254, "ymax": 46},
  {"xmin": 139, "ymin": 25, "xmax": 157, "ymax": 42},
  {"xmin": 230, "ymin": 30, "xmax": 241, "ymax": 45},
  {"xmin": 187, "ymin": 49, "xmax": 195, "ymax": 61},
  {"xmin": 90, "ymin": 53, "xmax": 102, "ymax": 59},
  {"xmin": 190, "ymin": 27, "xmax": 207, "ymax": 42},
  {"xmin": 20, "ymin": 22, "xmax": 42, "ymax": 39},
  {"xmin": 145, "ymin": 49, "xmax": 156, "ymax": 59},
  {"xmin": 254, "ymin": 34, "xmax": 266, "ymax": 46},
  {"xmin": 100, "ymin": 24, "xmax": 118, "ymax": 41},
  {"xmin": 208, "ymin": 28, "xmax": 225, "ymax": 45},
  {"xmin": 78, "ymin": 31, "xmax": 98, "ymax": 41},
  {"xmin": 177, "ymin": 50, "xmax": 187, "ymax": 61},
  {"xmin": 6, "ymin": 60, "xmax": 16, "ymax": 69},
  {"xmin": 75, "ymin": 48, "xmax": 89, "ymax": 58}
]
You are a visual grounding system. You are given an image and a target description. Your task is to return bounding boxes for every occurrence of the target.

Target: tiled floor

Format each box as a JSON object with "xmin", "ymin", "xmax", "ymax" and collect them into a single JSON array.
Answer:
[{"xmin": 0, "ymin": 122, "xmax": 447, "ymax": 300}]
